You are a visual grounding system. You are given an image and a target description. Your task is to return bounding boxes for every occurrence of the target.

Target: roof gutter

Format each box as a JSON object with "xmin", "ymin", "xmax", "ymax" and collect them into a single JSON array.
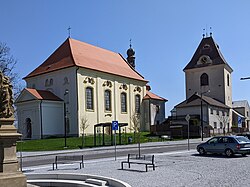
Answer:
[
  {"xmin": 40, "ymin": 100, "xmax": 43, "ymax": 139},
  {"xmin": 76, "ymin": 66, "xmax": 80, "ymax": 135}
]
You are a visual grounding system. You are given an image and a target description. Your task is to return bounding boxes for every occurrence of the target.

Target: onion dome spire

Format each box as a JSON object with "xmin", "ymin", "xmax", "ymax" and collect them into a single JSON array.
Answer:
[{"xmin": 126, "ymin": 39, "xmax": 135, "ymax": 69}]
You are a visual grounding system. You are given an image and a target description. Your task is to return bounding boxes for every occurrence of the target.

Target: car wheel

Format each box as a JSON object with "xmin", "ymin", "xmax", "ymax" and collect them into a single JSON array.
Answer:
[
  {"xmin": 242, "ymin": 153, "xmax": 247, "ymax": 157},
  {"xmin": 198, "ymin": 147, "xmax": 206, "ymax": 155},
  {"xmin": 225, "ymin": 149, "xmax": 233, "ymax": 157}
]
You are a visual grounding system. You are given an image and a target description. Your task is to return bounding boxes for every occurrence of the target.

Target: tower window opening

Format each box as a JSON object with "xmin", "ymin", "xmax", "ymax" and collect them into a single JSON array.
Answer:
[{"xmin": 200, "ymin": 73, "xmax": 209, "ymax": 86}]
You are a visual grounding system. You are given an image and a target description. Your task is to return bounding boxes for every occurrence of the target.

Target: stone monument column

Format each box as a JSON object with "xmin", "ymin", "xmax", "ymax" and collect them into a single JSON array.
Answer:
[{"xmin": 0, "ymin": 71, "xmax": 27, "ymax": 187}]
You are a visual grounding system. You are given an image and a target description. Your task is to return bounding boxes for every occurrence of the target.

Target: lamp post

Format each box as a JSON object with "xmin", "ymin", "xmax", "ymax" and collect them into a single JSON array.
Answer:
[
  {"xmin": 64, "ymin": 90, "xmax": 69, "ymax": 148},
  {"xmin": 200, "ymin": 90, "xmax": 210, "ymax": 141}
]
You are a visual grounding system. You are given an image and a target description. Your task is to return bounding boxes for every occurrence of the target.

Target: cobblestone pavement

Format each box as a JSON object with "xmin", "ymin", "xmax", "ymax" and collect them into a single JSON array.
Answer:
[{"xmin": 24, "ymin": 149, "xmax": 250, "ymax": 187}]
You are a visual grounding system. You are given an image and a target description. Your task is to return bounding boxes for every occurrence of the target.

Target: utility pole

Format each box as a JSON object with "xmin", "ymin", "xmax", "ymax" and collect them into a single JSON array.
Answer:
[{"xmin": 200, "ymin": 90, "xmax": 210, "ymax": 141}]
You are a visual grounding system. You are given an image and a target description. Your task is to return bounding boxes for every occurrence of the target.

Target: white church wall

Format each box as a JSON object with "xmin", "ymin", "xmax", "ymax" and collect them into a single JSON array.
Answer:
[
  {"xmin": 41, "ymin": 101, "xmax": 64, "ymax": 137},
  {"xmin": 185, "ymin": 64, "xmax": 229, "ymax": 105},
  {"xmin": 141, "ymin": 99, "xmax": 166, "ymax": 132},
  {"xmin": 25, "ymin": 67, "xmax": 79, "ymax": 136},
  {"xmin": 16, "ymin": 100, "xmax": 41, "ymax": 139},
  {"xmin": 176, "ymin": 106, "xmax": 201, "ymax": 116},
  {"xmin": 150, "ymin": 100, "xmax": 165, "ymax": 125}
]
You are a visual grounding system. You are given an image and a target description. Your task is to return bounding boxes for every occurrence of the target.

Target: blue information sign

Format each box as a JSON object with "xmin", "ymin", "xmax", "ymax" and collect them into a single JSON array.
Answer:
[
  {"xmin": 238, "ymin": 117, "xmax": 242, "ymax": 128},
  {"xmin": 112, "ymin": 121, "xmax": 119, "ymax": 130}
]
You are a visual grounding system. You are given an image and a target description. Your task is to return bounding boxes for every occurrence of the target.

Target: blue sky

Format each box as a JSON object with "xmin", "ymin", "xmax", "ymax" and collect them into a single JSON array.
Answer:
[{"xmin": 2, "ymin": 1, "xmax": 250, "ymax": 115}]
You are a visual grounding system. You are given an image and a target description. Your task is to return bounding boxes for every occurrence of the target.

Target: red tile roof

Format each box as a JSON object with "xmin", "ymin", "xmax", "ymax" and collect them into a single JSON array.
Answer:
[
  {"xmin": 143, "ymin": 91, "xmax": 167, "ymax": 101},
  {"xmin": 25, "ymin": 88, "xmax": 62, "ymax": 101},
  {"xmin": 24, "ymin": 38, "xmax": 147, "ymax": 82}
]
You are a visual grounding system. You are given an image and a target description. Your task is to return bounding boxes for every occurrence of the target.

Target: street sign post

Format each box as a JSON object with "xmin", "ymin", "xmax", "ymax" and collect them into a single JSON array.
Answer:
[
  {"xmin": 238, "ymin": 117, "xmax": 242, "ymax": 128},
  {"xmin": 185, "ymin": 114, "xmax": 190, "ymax": 151},
  {"xmin": 112, "ymin": 121, "xmax": 118, "ymax": 131},
  {"xmin": 112, "ymin": 121, "xmax": 118, "ymax": 161}
]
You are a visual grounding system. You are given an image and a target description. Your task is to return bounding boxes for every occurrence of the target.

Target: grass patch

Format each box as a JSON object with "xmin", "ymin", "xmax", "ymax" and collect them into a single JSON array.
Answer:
[{"xmin": 16, "ymin": 132, "xmax": 171, "ymax": 152}]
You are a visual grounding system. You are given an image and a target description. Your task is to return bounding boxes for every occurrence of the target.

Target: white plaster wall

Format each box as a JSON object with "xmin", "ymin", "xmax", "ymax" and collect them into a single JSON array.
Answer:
[
  {"xmin": 176, "ymin": 106, "xmax": 202, "ymax": 116},
  {"xmin": 16, "ymin": 100, "xmax": 41, "ymax": 139},
  {"xmin": 41, "ymin": 101, "xmax": 64, "ymax": 137},
  {"xmin": 150, "ymin": 100, "xmax": 165, "ymax": 125},
  {"xmin": 25, "ymin": 67, "xmax": 78, "ymax": 136},
  {"xmin": 185, "ymin": 64, "xmax": 231, "ymax": 105},
  {"xmin": 141, "ymin": 99, "xmax": 166, "ymax": 131},
  {"xmin": 208, "ymin": 107, "xmax": 231, "ymax": 133}
]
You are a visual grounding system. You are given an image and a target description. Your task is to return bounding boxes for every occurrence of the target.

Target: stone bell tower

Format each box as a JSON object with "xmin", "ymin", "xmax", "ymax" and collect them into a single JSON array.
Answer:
[
  {"xmin": 0, "ymin": 71, "xmax": 27, "ymax": 187},
  {"xmin": 183, "ymin": 36, "xmax": 233, "ymax": 108}
]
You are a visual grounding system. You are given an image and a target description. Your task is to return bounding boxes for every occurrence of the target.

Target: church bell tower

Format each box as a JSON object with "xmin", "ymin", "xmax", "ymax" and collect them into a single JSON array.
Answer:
[{"xmin": 183, "ymin": 36, "xmax": 233, "ymax": 107}]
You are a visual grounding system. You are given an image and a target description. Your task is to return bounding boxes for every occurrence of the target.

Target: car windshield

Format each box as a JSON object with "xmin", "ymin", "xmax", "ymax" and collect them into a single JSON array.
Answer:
[
  {"xmin": 207, "ymin": 137, "xmax": 218, "ymax": 144},
  {"xmin": 235, "ymin": 136, "xmax": 250, "ymax": 143}
]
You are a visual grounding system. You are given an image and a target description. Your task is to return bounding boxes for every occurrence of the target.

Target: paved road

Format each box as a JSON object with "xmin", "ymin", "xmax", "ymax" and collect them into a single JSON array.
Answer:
[
  {"xmin": 24, "ymin": 147, "xmax": 250, "ymax": 187},
  {"xmin": 19, "ymin": 139, "xmax": 202, "ymax": 167},
  {"xmin": 23, "ymin": 138, "xmax": 250, "ymax": 187}
]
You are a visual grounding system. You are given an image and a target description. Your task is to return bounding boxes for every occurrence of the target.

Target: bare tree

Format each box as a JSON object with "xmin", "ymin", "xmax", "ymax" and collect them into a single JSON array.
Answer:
[
  {"xmin": 130, "ymin": 111, "xmax": 141, "ymax": 157},
  {"xmin": 217, "ymin": 113, "xmax": 230, "ymax": 135},
  {"xmin": 0, "ymin": 42, "xmax": 23, "ymax": 99},
  {"xmin": 80, "ymin": 116, "xmax": 89, "ymax": 148}
]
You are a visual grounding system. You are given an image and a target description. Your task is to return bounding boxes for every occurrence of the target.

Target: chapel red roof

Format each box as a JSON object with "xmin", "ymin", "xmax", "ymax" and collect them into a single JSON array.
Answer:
[
  {"xmin": 143, "ymin": 90, "xmax": 167, "ymax": 101},
  {"xmin": 25, "ymin": 88, "xmax": 62, "ymax": 101},
  {"xmin": 24, "ymin": 38, "xmax": 147, "ymax": 82}
]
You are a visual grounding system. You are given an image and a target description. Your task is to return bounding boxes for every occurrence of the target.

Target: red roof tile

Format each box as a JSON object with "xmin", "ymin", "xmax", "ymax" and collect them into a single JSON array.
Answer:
[
  {"xmin": 24, "ymin": 38, "xmax": 147, "ymax": 82},
  {"xmin": 25, "ymin": 88, "xmax": 62, "ymax": 101},
  {"xmin": 143, "ymin": 91, "xmax": 167, "ymax": 101}
]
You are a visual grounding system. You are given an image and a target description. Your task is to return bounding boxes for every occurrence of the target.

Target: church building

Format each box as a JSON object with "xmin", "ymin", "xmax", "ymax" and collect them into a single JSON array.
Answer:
[
  {"xmin": 172, "ymin": 35, "xmax": 249, "ymax": 137},
  {"xmin": 15, "ymin": 38, "xmax": 167, "ymax": 139}
]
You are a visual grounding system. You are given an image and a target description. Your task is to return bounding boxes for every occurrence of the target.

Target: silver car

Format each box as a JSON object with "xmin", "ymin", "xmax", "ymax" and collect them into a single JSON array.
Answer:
[{"xmin": 197, "ymin": 136, "xmax": 250, "ymax": 157}]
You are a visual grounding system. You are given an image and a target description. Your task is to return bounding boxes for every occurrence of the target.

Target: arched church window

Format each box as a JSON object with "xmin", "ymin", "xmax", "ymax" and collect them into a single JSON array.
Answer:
[
  {"xmin": 86, "ymin": 87, "xmax": 94, "ymax": 110},
  {"xmin": 135, "ymin": 94, "xmax": 141, "ymax": 114},
  {"xmin": 200, "ymin": 73, "xmax": 209, "ymax": 86},
  {"xmin": 121, "ymin": 92, "xmax": 127, "ymax": 113},
  {"xmin": 50, "ymin": 79, "xmax": 53, "ymax": 86},
  {"xmin": 45, "ymin": 79, "xmax": 49, "ymax": 87},
  {"xmin": 104, "ymin": 90, "xmax": 111, "ymax": 112}
]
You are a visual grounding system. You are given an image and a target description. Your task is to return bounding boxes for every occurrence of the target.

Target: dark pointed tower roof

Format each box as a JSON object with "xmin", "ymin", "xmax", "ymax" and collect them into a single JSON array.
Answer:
[
  {"xmin": 183, "ymin": 36, "xmax": 233, "ymax": 73},
  {"xmin": 126, "ymin": 41, "xmax": 136, "ymax": 69}
]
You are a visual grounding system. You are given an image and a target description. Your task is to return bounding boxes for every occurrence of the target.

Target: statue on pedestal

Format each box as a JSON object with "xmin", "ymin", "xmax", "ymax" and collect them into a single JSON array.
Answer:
[
  {"xmin": 0, "ymin": 70, "xmax": 14, "ymax": 118},
  {"xmin": 0, "ymin": 70, "xmax": 27, "ymax": 186}
]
